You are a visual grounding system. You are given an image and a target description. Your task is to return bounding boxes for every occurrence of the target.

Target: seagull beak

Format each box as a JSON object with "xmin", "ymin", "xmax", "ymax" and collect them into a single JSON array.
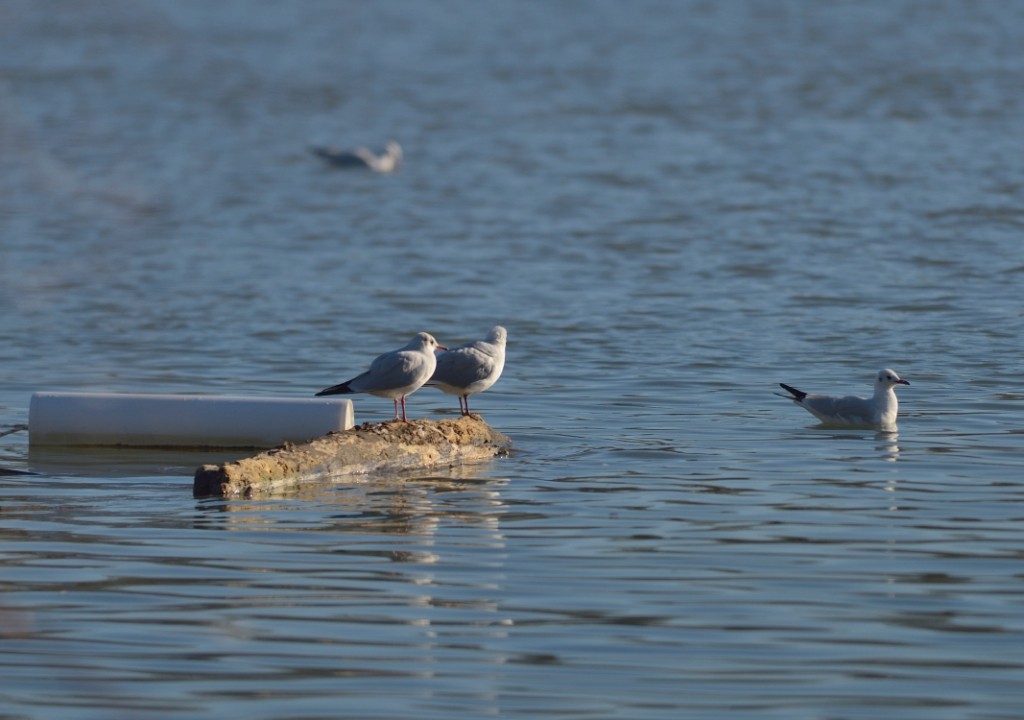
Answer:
[
  {"xmin": 897, "ymin": 379, "xmax": 910, "ymax": 385},
  {"xmin": 436, "ymin": 344, "xmax": 448, "ymax": 352}
]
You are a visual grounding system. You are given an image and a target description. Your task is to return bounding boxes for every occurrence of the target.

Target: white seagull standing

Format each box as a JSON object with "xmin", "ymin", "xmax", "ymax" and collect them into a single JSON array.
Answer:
[
  {"xmin": 311, "ymin": 140, "xmax": 403, "ymax": 173},
  {"xmin": 316, "ymin": 332, "xmax": 447, "ymax": 422},
  {"xmin": 427, "ymin": 326, "xmax": 507, "ymax": 416},
  {"xmin": 777, "ymin": 368, "xmax": 910, "ymax": 430}
]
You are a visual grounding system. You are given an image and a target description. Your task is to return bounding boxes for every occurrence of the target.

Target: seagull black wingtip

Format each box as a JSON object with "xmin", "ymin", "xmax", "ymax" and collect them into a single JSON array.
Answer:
[
  {"xmin": 315, "ymin": 382, "xmax": 353, "ymax": 397},
  {"xmin": 779, "ymin": 383, "xmax": 807, "ymax": 401}
]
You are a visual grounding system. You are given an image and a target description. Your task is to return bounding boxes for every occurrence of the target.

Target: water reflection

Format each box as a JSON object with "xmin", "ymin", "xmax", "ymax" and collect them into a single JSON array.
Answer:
[
  {"xmin": 812, "ymin": 429, "xmax": 903, "ymax": 464},
  {"xmin": 194, "ymin": 467, "xmax": 508, "ymax": 542},
  {"xmin": 875, "ymin": 431, "xmax": 901, "ymax": 462},
  {"xmin": 0, "ymin": 603, "xmax": 32, "ymax": 639},
  {"xmin": 28, "ymin": 445, "xmax": 253, "ymax": 477}
]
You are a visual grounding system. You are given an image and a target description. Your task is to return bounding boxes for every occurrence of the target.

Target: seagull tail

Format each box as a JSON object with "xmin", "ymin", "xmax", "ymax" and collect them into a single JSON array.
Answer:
[
  {"xmin": 778, "ymin": 383, "xmax": 807, "ymax": 402},
  {"xmin": 316, "ymin": 381, "xmax": 354, "ymax": 397}
]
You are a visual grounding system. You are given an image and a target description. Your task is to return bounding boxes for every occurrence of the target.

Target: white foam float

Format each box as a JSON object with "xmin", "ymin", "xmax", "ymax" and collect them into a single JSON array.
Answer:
[{"xmin": 29, "ymin": 392, "xmax": 354, "ymax": 448}]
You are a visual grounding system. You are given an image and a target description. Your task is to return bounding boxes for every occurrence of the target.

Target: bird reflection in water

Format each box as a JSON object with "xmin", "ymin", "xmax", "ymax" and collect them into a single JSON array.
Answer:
[{"xmin": 876, "ymin": 431, "xmax": 900, "ymax": 463}]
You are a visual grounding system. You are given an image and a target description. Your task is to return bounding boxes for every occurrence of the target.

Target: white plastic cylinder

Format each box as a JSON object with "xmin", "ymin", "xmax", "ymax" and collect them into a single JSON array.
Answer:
[{"xmin": 29, "ymin": 392, "xmax": 354, "ymax": 448}]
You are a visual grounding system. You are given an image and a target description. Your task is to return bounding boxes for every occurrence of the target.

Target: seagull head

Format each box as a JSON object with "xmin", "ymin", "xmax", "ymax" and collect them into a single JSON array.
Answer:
[
  {"xmin": 876, "ymin": 368, "xmax": 910, "ymax": 390},
  {"xmin": 487, "ymin": 326, "xmax": 508, "ymax": 346},
  {"xmin": 411, "ymin": 332, "xmax": 447, "ymax": 352}
]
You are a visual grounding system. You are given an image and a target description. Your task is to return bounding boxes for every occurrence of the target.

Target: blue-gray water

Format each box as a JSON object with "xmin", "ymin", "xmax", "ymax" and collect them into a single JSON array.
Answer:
[{"xmin": 2, "ymin": 2, "xmax": 1023, "ymax": 718}]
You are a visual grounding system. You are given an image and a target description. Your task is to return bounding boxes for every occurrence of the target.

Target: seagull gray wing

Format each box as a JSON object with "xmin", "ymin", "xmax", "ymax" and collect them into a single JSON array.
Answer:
[
  {"xmin": 803, "ymin": 394, "xmax": 875, "ymax": 425},
  {"xmin": 311, "ymin": 146, "xmax": 370, "ymax": 168},
  {"xmin": 346, "ymin": 350, "xmax": 421, "ymax": 394},
  {"xmin": 432, "ymin": 345, "xmax": 498, "ymax": 388}
]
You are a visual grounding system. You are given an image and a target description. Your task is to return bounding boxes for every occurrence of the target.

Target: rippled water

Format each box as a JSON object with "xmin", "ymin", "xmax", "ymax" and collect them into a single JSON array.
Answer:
[{"xmin": 2, "ymin": 2, "xmax": 1024, "ymax": 718}]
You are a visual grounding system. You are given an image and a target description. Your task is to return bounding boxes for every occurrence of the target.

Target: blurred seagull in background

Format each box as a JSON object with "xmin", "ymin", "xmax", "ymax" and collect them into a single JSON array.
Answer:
[
  {"xmin": 311, "ymin": 140, "xmax": 403, "ymax": 173},
  {"xmin": 316, "ymin": 332, "xmax": 446, "ymax": 422},
  {"xmin": 428, "ymin": 326, "xmax": 507, "ymax": 416},
  {"xmin": 777, "ymin": 368, "xmax": 910, "ymax": 430}
]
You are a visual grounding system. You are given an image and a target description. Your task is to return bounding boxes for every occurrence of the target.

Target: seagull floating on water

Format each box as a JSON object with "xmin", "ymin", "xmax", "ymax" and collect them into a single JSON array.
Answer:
[
  {"xmin": 316, "ymin": 332, "xmax": 446, "ymax": 422},
  {"xmin": 427, "ymin": 326, "xmax": 507, "ymax": 416},
  {"xmin": 777, "ymin": 368, "xmax": 910, "ymax": 430},
  {"xmin": 311, "ymin": 140, "xmax": 403, "ymax": 173}
]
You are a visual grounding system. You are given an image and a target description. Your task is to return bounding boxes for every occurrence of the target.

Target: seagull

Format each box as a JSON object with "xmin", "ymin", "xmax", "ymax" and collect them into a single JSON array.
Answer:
[
  {"xmin": 427, "ymin": 326, "xmax": 507, "ymax": 416},
  {"xmin": 315, "ymin": 332, "xmax": 446, "ymax": 422},
  {"xmin": 311, "ymin": 140, "xmax": 403, "ymax": 173},
  {"xmin": 777, "ymin": 368, "xmax": 910, "ymax": 430}
]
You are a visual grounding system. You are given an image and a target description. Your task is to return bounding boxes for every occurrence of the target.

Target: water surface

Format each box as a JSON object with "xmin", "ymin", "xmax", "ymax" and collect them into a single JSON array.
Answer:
[{"xmin": 2, "ymin": 2, "xmax": 1023, "ymax": 718}]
